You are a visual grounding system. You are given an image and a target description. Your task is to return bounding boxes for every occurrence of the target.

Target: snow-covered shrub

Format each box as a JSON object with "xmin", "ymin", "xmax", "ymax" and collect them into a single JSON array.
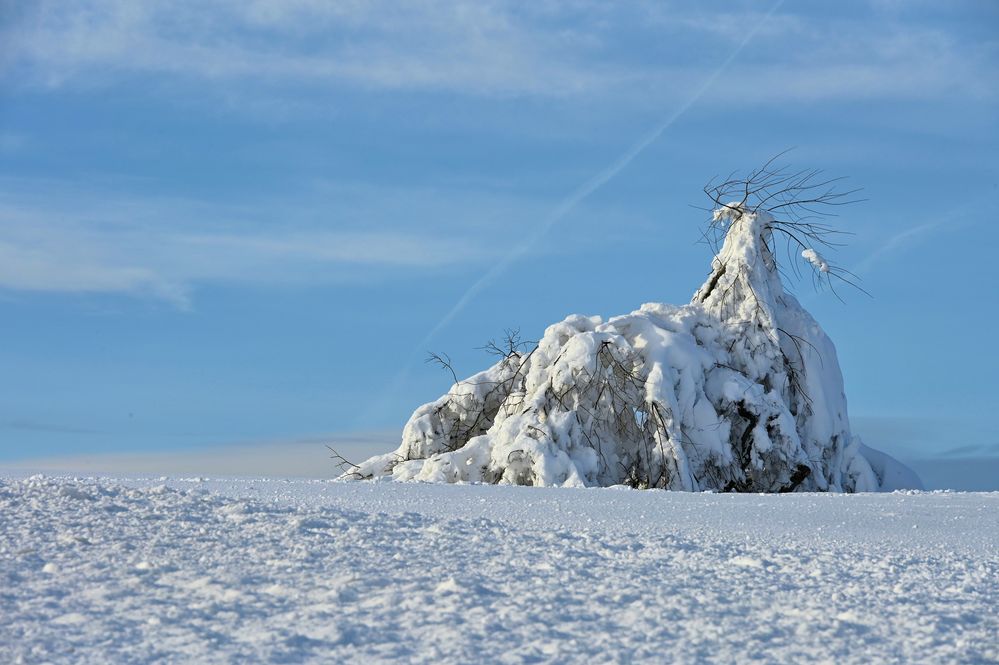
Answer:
[{"xmin": 349, "ymin": 162, "xmax": 911, "ymax": 492}]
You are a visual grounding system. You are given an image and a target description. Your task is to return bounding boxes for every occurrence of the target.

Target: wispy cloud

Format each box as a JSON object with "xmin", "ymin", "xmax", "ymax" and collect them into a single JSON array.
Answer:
[
  {"xmin": 0, "ymin": 236, "xmax": 188, "ymax": 306},
  {"xmin": 0, "ymin": 226, "xmax": 495, "ymax": 309},
  {"xmin": 1, "ymin": 1, "xmax": 994, "ymax": 105},
  {"xmin": 0, "ymin": 180, "xmax": 532, "ymax": 308},
  {"xmin": 0, "ymin": 0, "xmax": 611, "ymax": 97}
]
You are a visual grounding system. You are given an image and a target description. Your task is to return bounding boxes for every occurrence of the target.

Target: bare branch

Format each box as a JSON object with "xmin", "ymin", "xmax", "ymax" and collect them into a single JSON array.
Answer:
[
  {"xmin": 425, "ymin": 351, "xmax": 459, "ymax": 385},
  {"xmin": 701, "ymin": 151, "xmax": 867, "ymax": 298},
  {"xmin": 327, "ymin": 445, "xmax": 362, "ymax": 479}
]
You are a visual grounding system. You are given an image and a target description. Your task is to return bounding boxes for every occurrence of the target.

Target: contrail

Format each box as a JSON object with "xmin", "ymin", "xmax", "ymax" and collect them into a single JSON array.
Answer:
[
  {"xmin": 358, "ymin": 2, "xmax": 784, "ymax": 428},
  {"xmin": 851, "ymin": 196, "xmax": 982, "ymax": 277},
  {"xmin": 415, "ymin": 0, "xmax": 784, "ymax": 351}
]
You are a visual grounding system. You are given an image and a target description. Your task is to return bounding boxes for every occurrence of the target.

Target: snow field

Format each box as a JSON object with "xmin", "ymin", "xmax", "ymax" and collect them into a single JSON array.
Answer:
[{"xmin": 1, "ymin": 474, "xmax": 997, "ymax": 664}]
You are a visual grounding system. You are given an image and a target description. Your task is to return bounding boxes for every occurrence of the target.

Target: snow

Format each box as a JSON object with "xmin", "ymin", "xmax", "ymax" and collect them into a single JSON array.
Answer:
[
  {"xmin": 355, "ymin": 207, "xmax": 911, "ymax": 493},
  {"xmin": 859, "ymin": 444, "xmax": 925, "ymax": 492},
  {"xmin": 802, "ymin": 248, "xmax": 831, "ymax": 273},
  {"xmin": 2, "ymin": 472, "xmax": 996, "ymax": 664}
]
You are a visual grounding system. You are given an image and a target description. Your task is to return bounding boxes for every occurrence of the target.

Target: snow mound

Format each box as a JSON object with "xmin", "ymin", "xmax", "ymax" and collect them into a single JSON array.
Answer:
[
  {"xmin": 354, "ymin": 205, "xmax": 917, "ymax": 492},
  {"xmin": 859, "ymin": 444, "xmax": 924, "ymax": 491}
]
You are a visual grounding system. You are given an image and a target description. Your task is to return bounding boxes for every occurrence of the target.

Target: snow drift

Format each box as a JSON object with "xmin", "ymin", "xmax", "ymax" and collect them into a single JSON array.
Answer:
[{"xmin": 351, "ymin": 198, "xmax": 918, "ymax": 492}]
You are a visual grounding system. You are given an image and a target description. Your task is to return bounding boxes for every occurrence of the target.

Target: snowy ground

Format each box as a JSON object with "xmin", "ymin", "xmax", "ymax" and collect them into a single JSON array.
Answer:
[{"xmin": 2, "ymin": 473, "xmax": 997, "ymax": 664}]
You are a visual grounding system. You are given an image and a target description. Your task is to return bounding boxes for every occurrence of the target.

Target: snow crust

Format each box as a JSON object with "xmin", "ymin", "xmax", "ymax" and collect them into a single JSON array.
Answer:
[
  {"xmin": 1, "ymin": 474, "xmax": 995, "ymax": 664},
  {"xmin": 356, "ymin": 207, "xmax": 912, "ymax": 492}
]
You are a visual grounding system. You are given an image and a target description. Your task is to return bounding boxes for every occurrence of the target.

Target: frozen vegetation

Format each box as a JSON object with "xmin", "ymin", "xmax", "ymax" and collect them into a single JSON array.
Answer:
[
  {"xmin": 353, "ymin": 167, "xmax": 920, "ymax": 493},
  {"xmin": 1, "ymin": 473, "xmax": 996, "ymax": 663}
]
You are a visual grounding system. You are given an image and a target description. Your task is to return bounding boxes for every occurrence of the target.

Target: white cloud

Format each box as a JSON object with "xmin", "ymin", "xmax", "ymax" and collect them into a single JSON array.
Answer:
[
  {"xmin": 0, "ymin": 181, "xmax": 526, "ymax": 308},
  {"xmin": 0, "ymin": 225, "xmax": 496, "ymax": 309},
  {"xmin": 1, "ymin": 1, "xmax": 994, "ymax": 104},
  {"xmin": 0, "ymin": 236, "xmax": 189, "ymax": 306},
  {"xmin": 1, "ymin": 0, "xmax": 611, "ymax": 96}
]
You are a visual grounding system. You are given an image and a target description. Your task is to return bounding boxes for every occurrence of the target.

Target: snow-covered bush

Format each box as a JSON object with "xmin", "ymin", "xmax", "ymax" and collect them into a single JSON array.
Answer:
[{"xmin": 348, "ymin": 162, "xmax": 913, "ymax": 492}]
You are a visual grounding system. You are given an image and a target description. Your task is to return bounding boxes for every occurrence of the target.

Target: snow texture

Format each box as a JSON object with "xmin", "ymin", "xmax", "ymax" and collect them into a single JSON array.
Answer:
[
  {"xmin": 355, "ymin": 206, "xmax": 914, "ymax": 492},
  {"xmin": 1, "ymin": 474, "xmax": 995, "ymax": 664}
]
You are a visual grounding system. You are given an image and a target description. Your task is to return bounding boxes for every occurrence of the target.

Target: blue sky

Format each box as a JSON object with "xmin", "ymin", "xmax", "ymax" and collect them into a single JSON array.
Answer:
[{"xmin": 1, "ymin": 0, "xmax": 997, "ymax": 474}]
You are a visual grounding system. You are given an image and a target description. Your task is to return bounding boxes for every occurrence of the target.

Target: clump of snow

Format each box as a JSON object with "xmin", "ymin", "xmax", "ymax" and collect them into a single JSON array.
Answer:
[
  {"xmin": 351, "ymin": 206, "xmax": 915, "ymax": 492},
  {"xmin": 802, "ymin": 248, "xmax": 830, "ymax": 273}
]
